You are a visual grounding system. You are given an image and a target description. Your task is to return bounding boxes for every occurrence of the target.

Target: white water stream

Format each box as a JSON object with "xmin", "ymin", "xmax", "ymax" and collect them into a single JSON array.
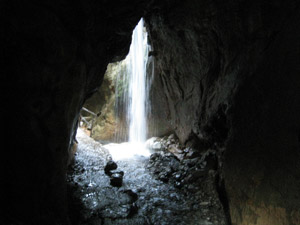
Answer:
[
  {"xmin": 128, "ymin": 18, "xmax": 148, "ymax": 144},
  {"xmin": 105, "ymin": 18, "xmax": 151, "ymax": 160}
]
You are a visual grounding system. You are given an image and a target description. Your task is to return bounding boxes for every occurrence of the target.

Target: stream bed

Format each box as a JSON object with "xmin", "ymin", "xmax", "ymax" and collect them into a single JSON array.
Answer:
[{"xmin": 67, "ymin": 129, "xmax": 227, "ymax": 225}]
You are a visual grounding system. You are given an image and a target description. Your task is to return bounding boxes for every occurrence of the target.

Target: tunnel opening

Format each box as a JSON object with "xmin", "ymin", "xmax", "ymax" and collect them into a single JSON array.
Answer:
[{"xmin": 67, "ymin": 18, "xmax": 230, "ymax": 225}]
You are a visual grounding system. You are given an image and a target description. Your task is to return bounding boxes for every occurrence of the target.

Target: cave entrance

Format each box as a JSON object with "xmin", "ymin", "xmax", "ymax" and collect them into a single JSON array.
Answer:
[
  {"xmin": 79, "ymin": 18, "xmax": 153, "ymax": 161},
  {"xmin": 68, "ymin": 17, "xmax": 229, "ymax": 225}
]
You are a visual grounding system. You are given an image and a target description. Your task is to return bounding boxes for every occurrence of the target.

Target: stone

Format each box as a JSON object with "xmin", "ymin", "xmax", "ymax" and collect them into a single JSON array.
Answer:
[
  {"xmin": 146, "ymin": 137, "xmax": 159, "ymax": 148},
  {"xmin": 149, "ymin": 152, "xmax": 161, "ymax": 162},
  {"xmin": 152, "ymin": 141, "xmax": 162, "ymax": 150},
  {"xmin": 146, "ymin": 137, "xmax": 165, "ymax": 151},
  {"xmin": 185, "ymin": 149, "xmax": 201, "ymax": 159},
  {"xmin": 110, "ymin": 172, "xmax": 124, "ymax": 187},
  {"xmin": 184, "ymin": 159, "xmax": 197, "ymax": 168},
  {"xmin": 123, "ymin": 189, "xmax": 138, "ymax": 202},
  {"xmin": 168, "ymin": 145, "xmax": 184, "ymax": 161},
  {"xmin": 164, "ymin": 152, "xmax": 172, "ymax": 157},
  {"xmin": 183, "ymin": 148, "xmax": 190, "ymax": 154},
  {"xmin": 169, "ymin": 146, "xmax": 183, "ymax": 154},
  {"xmin": 169, "ymin": 193, "xmax": 178, "ymax": 200},
  {"xmin": 174, "ymin": 172, "xmax": 182, "ymax": 181},
  {"xmin": 127, "ymin": 203, "xmax": 138, "ymax": 218},
  {"xmin": 92, "ymin": 166, "xmax": 100, "ymax": 171},
  {"xmin": 200, "ymin": 202, "xmax": 210, "ymax": 206},
  {"xmin": 110, "ymin": 170, "xmax": 124, "ymax": 177},
  {"xmin": 104, "ymin": 160, "xmax": 118, "ymax": 175},
  {"xmin": 158, "ymin": 173, "xmax": 169, "ymax": 182},
  {"xmin": 168, "ymin": 134, "xmax": 176, "ymax": 140},
  {"xmin": 175, "ymin": 181, "xmax": 183, "ymax": 188},
  {"xmin": 185, "ymin": 170, "xmax": 206, "ymax": 183}
]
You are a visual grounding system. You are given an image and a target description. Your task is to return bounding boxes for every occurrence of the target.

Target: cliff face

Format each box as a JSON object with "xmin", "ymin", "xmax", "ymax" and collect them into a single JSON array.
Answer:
[
  {"xmin": 82, "ymin": 63, "xmax": 120, "ymax": 142},
  {"xmin": 2, "ymin": 0, "xmax": 300, "ymax": 224},
  {"xmin": 145, "ymin": 1, "xmax": 300, "ymax": 224}
]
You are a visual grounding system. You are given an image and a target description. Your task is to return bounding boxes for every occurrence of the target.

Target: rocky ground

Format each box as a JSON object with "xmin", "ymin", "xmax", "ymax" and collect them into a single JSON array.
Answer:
[{"xmin": 67, "ymin": 129, "xmax": 228, "ymax": 225}]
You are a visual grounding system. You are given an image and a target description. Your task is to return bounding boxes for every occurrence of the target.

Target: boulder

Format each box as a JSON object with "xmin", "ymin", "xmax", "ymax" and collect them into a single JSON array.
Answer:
[
  {"xmin": 146, "ymin": 137, "xmax": 165, "ymax": 151},
  {"xmin": 110, "ymin": 171, "xmax": 124, "ymax": 187},
  {"xmin": 104, "ymin": 160, "xmax": 118, "ymax": 175}
]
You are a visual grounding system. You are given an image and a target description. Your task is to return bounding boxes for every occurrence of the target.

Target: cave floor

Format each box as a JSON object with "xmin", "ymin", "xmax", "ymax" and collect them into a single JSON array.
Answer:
[{"xmin": 67, "ymin": 129, "xmax": 227, "ymax": 225}]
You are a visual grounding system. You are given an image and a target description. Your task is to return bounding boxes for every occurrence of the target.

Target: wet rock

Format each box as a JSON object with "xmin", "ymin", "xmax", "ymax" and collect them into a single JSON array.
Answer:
[
  {"xmin": 175, "ymin": 181, "xmax": 183, "ymax": 188},
  {"xmin": 92, "ymin": 166, "xmax": 100, "ymax": 171},
  {"xmin": 110, "ymin": 171, "xmax": 124, "ymax": 187},
  {"xmin": 152, "ymin": 142, "xmax": 162, "ymax": 150},
  {"xmin": 152, "ymin": 197, "xmax": 164, "ymax": 206},
  {"xmin": 101, "ymin": 204, "xmax": 131, "ymax": 219},
  {"xmin": 68, "ymin": 129, "xmax": 228, "ymax": 224},
  {"xmin": 158, "ymin": 173, "xmax": 169, "ymax": 182},
  {"xmin": 146, "ymin": 137, "xmax": 165, "ymax": 151},
  {"xmin": 173, "ymin": 172, "xmax": 183, "ymax": 181},
  {"xmin": 200, "ymin": 150, "xmax": 218, "ymax": 170},
  {"xmin": 187, "ymin": 184, "xmax": 199, "ymax": 193},
  {"xmin": 164, "ymin": 152, "xmax": 173, "ymax": 157},
  {"xmin": 105, "ymin": 160, "xmax": 118, "ymax": 175},
  {"xmin": 185, "ymin": 170, "xmax": 206, "ymax": 183},
  {"xmin": 169, "ymin": 145, "xmax": 184, "ymax": 161},
  {"xmin": 150, "ymin": 152, "xmax": 161, "ymax": 161},
  {"xmin": 184, "ymin": 158, "xmax": 198, "ymax": 168},
  {"xmin": 105, "ymin": 160, "xmax": 118, "ymax": 171},
  {"xmin": 168, "ymin": 156, "xmax": 180, "ymax": 171},
  {"xmin": 149, "ymin": 153, "xmax": 180, "ymax": 178},
  {"xmin": 110, "ymin": 170, "xmax": 124, "ymax": 176},
  {"xmin": 185, "ymin": 148, "xmax": 201, "ymax": 159},
  {"xmin": 127, "ymin": 203, "xmax": 138, "ymax": 218},
  {"xmin": 167, "ymin": 134, "xmax": 176, "ymax": 141},
  {"xmin": 198, "ymin": 161, "xmax": 207, "ymax": 169},
  {"xmin": 200, "ymin": 201, "xmax": 210, "ymax": 206},
  {"xmin": 169, "ymin": 193, "xmax": 178, "ymax": 200},
  {"xmin": 123, "ymin": 189, "xmax": 138, "ymax": 202}
]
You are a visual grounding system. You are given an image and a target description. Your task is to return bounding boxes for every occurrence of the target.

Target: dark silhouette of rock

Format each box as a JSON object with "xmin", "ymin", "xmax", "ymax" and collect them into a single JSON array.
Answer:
[
  {"xmin": 104, "ymin": 160, "xmax": 118, "ymax": 175},
  {"xmin": 110, "ymin": 171, "xmax": 124, "ymax": 187},
  {"xmin": 123, "ymin": 189, "xmax": 138, "ymax": 202}
]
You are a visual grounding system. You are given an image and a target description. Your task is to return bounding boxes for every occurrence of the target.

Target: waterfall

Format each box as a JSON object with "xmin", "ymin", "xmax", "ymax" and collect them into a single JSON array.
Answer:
[
  {"xmin": 114, "ymin": 18, "xmax": 150, "ymax": 144},
  {"xmin": 128, "ymin": 18, "xmax": 149, "ymax": 143},
  {"xmin": 107, "ymin": 18, "xmax": 151, "ymax": 160}
]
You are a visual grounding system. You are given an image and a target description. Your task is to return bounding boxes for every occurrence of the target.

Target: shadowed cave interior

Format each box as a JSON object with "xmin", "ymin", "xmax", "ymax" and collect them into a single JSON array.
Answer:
[{"xmin": 1, "ymin": 0, "xmax": 300, "ymax": 225}]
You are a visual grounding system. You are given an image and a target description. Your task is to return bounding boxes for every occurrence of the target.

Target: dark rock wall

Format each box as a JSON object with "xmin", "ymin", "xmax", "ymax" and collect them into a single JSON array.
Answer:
[
  {"xmin": 225, "ymin": 5, "xmax": 300, "ymax": 223},
  {"xmin": 145, "ymin": 0, "xmax": 300, "ymax": 224},
  {"xmin": 1, "ymin": 0, "xmax": 153, "ymax": 224},
  {"xmin": 146, "ymin": 0, "xmax": 238, "ymax": 144}
]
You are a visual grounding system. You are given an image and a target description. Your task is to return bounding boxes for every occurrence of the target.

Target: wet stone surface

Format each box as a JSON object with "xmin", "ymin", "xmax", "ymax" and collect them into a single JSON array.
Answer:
[{"xmin": 67, "ymin": 129, "xmax": 227, "ymax": 225}]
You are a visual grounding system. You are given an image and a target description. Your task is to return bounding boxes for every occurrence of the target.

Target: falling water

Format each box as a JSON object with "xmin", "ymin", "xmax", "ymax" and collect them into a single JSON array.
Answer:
[
  {"xmin": 106, "ymin": 18, "xmax": 151, "ymax": 160},
  {"xmin": 128, "ymin": 18, "xmax": 149, "ymax": 143}
]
